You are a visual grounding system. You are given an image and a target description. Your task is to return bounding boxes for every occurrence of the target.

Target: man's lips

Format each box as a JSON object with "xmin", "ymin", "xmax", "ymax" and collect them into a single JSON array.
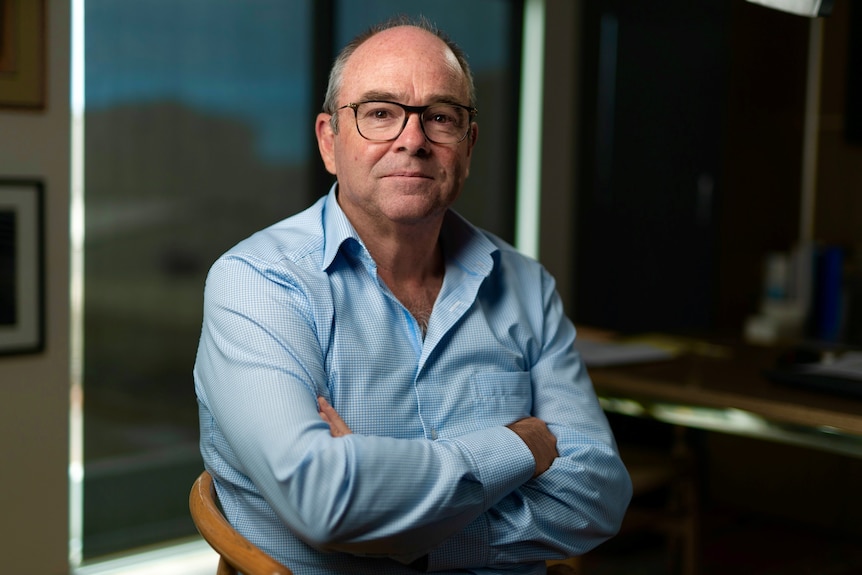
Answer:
[{"xmin": 383, "ymin": 172, "xmax": 432, "ymax": 179}]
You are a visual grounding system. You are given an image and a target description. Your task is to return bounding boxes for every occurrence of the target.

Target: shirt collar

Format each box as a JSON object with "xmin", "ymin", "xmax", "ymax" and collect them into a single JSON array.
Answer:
[
  {"xmin": 320, "ymin": 183, "xmax": 498, "ymax": 277},
  {"xmin": 321, "ymin": 184, "xmax": 363, "ymax": 271},
  {"xmin": 439, "ymin": 210, "xmax": 497, "ymax": 278}
]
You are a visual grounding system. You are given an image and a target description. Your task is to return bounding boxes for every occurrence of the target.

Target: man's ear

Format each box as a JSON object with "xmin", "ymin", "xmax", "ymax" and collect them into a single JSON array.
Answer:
[
  {"xmin": 315, "ymin": 113, "xmax": 337, "ymax": 175},
  {"xmin": 468, "ymin": 122, "xmax": 479, "ymax": 153},
  {"xmin": 464, "ymin": 122, "xmax": 479, "ymax": 178}
]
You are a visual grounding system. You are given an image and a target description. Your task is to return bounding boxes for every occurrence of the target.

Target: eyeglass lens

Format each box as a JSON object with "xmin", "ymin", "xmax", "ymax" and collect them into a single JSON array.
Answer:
[{"xmin": 354, "ymin": 102, "xmax": 470, "ymax": 143}]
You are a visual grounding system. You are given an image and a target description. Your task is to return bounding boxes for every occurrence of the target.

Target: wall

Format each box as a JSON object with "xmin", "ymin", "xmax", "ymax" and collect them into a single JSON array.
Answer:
[{"xmin": 0, "ymin": 1, "xmax": 71, "ymax": 573}]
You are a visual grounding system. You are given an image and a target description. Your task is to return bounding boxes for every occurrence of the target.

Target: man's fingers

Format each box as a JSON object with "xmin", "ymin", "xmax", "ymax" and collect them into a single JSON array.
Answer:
[{"xmin": 318, "ymin": 397, "xmax": 353, "ymax": 437}]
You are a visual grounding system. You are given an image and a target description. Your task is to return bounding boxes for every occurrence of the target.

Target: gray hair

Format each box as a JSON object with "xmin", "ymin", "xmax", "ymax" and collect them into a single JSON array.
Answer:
[{"xmin": 323, "ymin": 15, "xmax": 476, "ymax": 133}]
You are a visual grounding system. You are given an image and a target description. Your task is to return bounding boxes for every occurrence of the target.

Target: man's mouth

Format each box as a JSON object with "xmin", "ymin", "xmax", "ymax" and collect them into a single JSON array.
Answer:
[{"xmin": 385, "ymin": 171, "xmax": 431, "ymax": 179}]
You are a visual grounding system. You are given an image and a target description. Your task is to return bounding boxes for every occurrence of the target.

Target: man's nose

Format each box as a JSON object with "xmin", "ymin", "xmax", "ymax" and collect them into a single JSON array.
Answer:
[{"xmin": 396, "ymin": 113, "xmax": 429, "ymax": 149}]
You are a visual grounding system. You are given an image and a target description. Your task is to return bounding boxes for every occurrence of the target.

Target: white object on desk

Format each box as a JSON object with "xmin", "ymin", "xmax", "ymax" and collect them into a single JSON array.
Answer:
[
  {"xmin": 574, "ymin": 339, "xmax": 674, "ymax": 367},
  {"xmin": 800, "ymin": 351, "xmax": 862, "ymax": 382}
]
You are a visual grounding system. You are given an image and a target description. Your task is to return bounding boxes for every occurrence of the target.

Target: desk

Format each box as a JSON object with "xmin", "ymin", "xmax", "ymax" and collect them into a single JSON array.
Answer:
[{"xmin": 589, "ymin": 343, "xmax": 862, "ymax": 458}]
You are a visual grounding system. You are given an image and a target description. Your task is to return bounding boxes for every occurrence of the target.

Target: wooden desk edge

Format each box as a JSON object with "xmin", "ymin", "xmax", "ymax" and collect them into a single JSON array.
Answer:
[{"xmin": 592, "ymin": 370, "xmax": 862, "ymax": 438}]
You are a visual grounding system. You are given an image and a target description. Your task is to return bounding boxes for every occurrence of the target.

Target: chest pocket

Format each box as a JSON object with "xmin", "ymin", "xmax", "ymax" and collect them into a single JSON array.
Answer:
[{"xmin": 471, "ymin": 371, "xmax": 532, "ymax": 422}]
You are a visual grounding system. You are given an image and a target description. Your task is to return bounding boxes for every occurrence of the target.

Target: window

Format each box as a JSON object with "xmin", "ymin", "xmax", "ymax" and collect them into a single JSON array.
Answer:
[{"xmin": 77, "ymin": 0, "xmax": 520, "ymax": 561}]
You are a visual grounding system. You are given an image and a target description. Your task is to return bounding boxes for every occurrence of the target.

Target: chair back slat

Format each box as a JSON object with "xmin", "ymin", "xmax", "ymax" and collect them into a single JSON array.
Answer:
[{"xmin": 190, "ymin": 471, "xmax": 293, "ymax": 575}]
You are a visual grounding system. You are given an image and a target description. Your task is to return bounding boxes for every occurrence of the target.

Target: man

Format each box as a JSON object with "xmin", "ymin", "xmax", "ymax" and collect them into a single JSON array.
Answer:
[{"xmin": 194, "ymin": 16, "xmax": 631, "ymax": 575}]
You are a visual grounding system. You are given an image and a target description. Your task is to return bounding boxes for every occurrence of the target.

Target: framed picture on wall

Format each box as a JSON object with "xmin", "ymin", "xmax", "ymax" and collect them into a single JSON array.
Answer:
[
  {"xmin": 0, "ymin": 0, "xmax": 46, "ymax": 109},
  {"xmin": 0, "ymin": 179, "xmax": 44, "ymax": 355}
]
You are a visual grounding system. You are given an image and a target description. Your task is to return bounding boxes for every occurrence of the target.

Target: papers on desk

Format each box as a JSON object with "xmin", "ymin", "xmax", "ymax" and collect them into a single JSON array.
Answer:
[
  {"xmin": 574, "ymin": 338, "xmax": 675, "ymax": 367},
  {"xmin": 798, "ymin": 351, "xmax": 862, "ymax": 382},
  {"xmin": 765, "ymin": 350, "xmax": 862, "ymax": 399}
]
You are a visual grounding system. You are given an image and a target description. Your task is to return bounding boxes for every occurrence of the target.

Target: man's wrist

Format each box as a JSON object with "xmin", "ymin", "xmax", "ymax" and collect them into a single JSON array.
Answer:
[{"xmin": 506, "ymin": 417, "xmax": 558, "ymax": 477}]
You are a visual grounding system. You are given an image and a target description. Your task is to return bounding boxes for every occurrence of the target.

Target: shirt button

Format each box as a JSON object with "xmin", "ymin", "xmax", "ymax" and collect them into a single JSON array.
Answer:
[{"xmin": 431, "ymin": 429, "xmax": 438, "ymax": 440}]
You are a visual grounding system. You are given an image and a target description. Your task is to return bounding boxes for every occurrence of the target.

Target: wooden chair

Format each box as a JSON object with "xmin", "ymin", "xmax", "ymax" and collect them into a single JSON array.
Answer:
[
  {"xmin": 617, "ymin": 427, "xmax": 699, "ymax": 575},
  {"xmin": 189, "ymin": 470, "xmax": 293, "ymax": 575},
  {"xmin": 546, "ymin": 556, "xmax": 582, "ymax": 574},
  {"xmin": 190, "ymin": 470, "xmax": 582, "ymax": 574}
]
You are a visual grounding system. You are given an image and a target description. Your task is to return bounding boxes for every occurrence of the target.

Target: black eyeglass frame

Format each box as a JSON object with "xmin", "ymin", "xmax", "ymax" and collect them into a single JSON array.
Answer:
[{"xmin": 336, "ymin": 100, "xmax": 478, "ymax": 144}]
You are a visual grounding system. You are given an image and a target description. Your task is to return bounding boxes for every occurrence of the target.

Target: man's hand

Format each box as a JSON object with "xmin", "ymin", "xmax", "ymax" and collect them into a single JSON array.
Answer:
[
  {"xmin": 507, "ymin": 417, "xmax": 558, "ymax": 478},
  {"xmin": 318, "ymin": 397, "xmax": 352, "ymax": 437}
]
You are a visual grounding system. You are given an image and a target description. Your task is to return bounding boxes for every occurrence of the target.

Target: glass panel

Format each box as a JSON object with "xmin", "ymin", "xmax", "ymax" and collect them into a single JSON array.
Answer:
[
  {"xmin": 82, "ymin": 0, "xmax": 313, "ymax": 558},
  {"xmin": 335, "ymin": 0, "xmax": 520, "ymax": 241}
]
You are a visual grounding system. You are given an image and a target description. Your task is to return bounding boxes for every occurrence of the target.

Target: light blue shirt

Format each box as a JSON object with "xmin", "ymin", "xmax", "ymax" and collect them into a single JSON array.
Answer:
[{"xmin": 194, "ymin": 186, "xmax": 631, "ymax": 574}]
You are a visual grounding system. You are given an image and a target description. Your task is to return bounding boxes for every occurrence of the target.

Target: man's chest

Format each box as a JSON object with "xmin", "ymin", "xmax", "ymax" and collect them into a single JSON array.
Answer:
[{"xmin": 323, "ymin": 294, "xmax": 535, "ymax": 439}]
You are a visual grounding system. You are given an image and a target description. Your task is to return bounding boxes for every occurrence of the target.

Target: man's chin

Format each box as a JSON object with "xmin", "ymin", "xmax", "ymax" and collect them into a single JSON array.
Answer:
[{"xmin": 382, "ymin": 198, "xmax": 450, "ymax": 226}]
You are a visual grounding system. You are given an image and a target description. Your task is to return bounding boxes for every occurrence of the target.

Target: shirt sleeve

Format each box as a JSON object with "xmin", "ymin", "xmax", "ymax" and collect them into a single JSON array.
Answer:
[
  {"xmin": 425, "ymin": 267, "xmax": 633, "ymax": 570},
  {"xmin": 194, "ymin": 254, "xmax": 538, "ymax": 562}
]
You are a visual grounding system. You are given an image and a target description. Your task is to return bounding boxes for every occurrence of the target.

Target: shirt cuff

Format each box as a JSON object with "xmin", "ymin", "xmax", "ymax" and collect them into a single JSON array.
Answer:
[
  {"xmin": 427, "ymin": 426, "xmax": 535, "ymax": 570},
  {"xmin": 452, "ymin": 424, "xmax": 535, "ymax": 506}
]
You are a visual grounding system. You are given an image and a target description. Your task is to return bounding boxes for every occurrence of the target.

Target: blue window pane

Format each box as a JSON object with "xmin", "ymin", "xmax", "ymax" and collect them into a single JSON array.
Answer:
[
  {"xmin": 86, "ymin": 0, "xmax": 312, "ymax": 164},
  {"xmin": 83, "ymin": 0, "xmax": 313, "ymax": 558}
]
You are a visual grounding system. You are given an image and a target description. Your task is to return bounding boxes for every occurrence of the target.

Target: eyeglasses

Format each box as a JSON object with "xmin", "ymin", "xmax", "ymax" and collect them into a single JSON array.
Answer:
[{"xmin": 336, "ymin": 100, "xmax": 478, "ymax": 144}]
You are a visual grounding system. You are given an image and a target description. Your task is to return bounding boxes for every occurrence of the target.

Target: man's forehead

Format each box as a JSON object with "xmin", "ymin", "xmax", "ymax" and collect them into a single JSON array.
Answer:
[
  {"xmin": 341, "ymin": 27, "xmax": 468, "ymax": 100},
  {"xmin": 357, "ymin": 25, "xmax": 444, "ymax": 54}
]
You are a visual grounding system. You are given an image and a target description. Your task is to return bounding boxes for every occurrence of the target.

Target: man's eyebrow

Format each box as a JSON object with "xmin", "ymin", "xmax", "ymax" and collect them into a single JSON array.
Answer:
[
  {"xmin": 355, "ymin": 91, "xmax": 468, "ymax": 105},
  {"xmin": 357, "ymin": 90, "xmax": 400, "ymax": 102}
]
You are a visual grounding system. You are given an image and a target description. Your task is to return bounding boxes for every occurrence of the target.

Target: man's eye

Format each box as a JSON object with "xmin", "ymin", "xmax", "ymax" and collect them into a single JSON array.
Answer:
[
  {"xmin": 429, "ymin": 113, "xmax": 453, "ymax": 124},
  {"xmin": 427, "ymin": 106, "xmax": 465, "ymax": 126},
  {"xmin": 362, "ymin": 106, "xmax": 398, "ymax": 121}
]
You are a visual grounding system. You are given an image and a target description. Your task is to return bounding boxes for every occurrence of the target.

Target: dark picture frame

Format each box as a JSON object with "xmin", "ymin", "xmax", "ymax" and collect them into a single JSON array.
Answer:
[
  {"xmin": 0, "ymin": 0, "xmax": 47, "ymax": 110},
  {"xmin": 0, "ymin": 179, "xmax": 44, "ymax": 354}
]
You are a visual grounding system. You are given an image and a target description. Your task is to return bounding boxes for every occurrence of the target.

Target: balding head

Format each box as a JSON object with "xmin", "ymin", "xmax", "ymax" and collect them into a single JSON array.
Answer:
[{"xmin": 322, "ymin": 16, "xmax": 476, "ymax": 133}]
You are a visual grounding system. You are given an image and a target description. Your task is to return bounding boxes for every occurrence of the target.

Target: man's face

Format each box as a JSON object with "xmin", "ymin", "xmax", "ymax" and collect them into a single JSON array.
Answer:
[{"xmin": 316, "ymin": 26, "xmax": 478, "ymax": 230}]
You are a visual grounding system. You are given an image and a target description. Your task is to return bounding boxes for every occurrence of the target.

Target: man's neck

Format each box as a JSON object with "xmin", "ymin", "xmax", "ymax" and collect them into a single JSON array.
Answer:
[
  {"xmin": 349, "ymin": 213, "xmax": 447, "ymax": 332},
  {"xmin": 363, "ymin": 221, "xmax": 444, "ymax": 285},
  {"xmin": 338, "ymin": 193, "xmax": 446, "ymax": 283}
]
